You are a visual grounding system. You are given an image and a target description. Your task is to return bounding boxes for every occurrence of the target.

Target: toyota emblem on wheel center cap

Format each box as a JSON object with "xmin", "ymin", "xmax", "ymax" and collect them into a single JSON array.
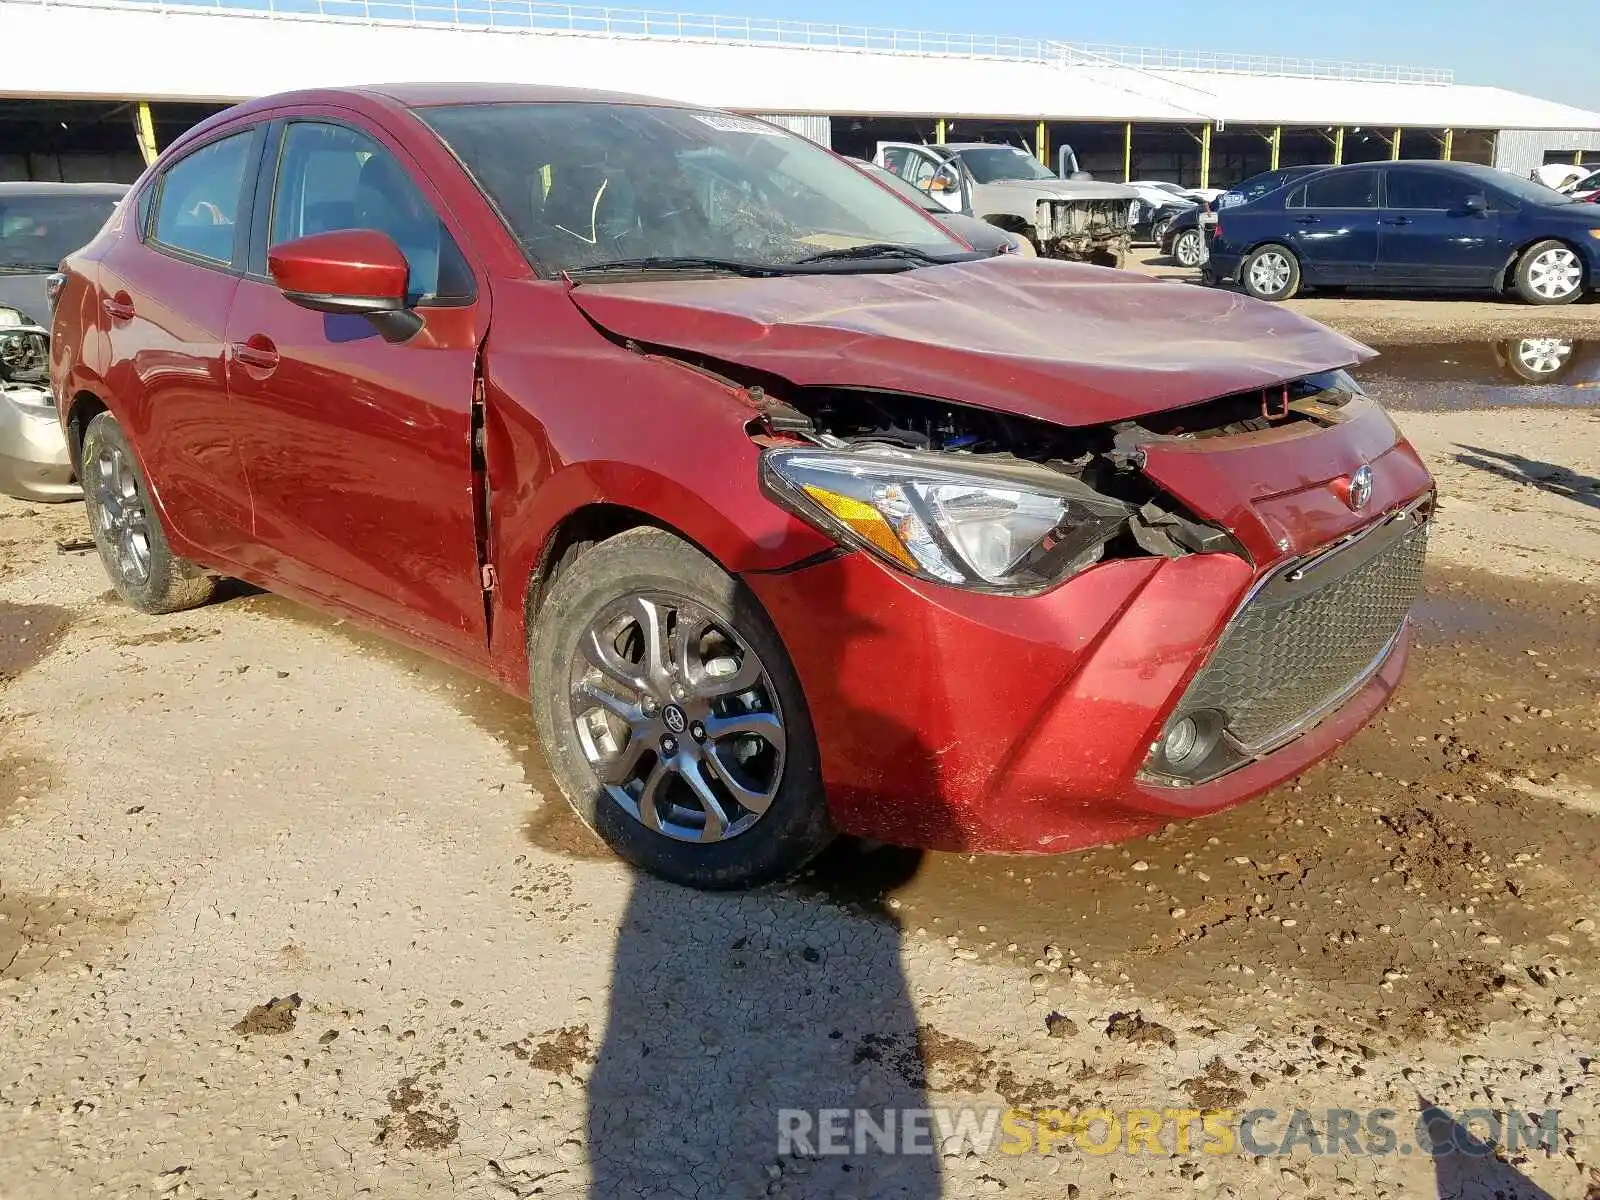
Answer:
[
  {"xmin": 1347, "ymin": 465, "xmax": 1373, "ymax": 512},
  {"xmin": 662, "ymin": 704, "xmax": 688, "ymax": 734}
]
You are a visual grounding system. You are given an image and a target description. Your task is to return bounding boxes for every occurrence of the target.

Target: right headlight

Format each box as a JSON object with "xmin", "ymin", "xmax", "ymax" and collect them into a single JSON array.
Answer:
[{"xmin": 760, "ymin": 445, "xmax": 1134, "ymax": 594}]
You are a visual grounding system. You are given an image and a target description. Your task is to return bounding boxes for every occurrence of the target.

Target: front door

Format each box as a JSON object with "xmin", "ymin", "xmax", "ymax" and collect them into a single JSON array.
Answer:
[
  {"xmin": 223, "ymin": 117, "xmax": 490, "ymax": 655},
  {"xmin": 873, "ymin": 143, "xmax": 964, "ymax": 213},
  {"xmin": 1281, "ymin": 168, "xmax": 1380, "ymax": 285},
  {"xmin": 1377, "ymin": 166, "xmax": 1506, "ymax": 287}
]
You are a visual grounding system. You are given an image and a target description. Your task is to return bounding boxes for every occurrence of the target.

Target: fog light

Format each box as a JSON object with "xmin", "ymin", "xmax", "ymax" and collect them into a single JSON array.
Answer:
[{"xmin": 1164, "ymin": 716, "xmax": 1199, "ymax": 763}]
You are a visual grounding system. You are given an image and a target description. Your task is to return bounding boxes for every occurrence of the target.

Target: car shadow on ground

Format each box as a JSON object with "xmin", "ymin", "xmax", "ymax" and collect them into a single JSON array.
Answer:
[
  {"xmin": 586, "ymin": 569, "xmax": 947, "ymax": 1197},
  {"xmin": 1453, "ymin": 444, "xmax": 1600, "ymax": 511},
  {"xmin": 1419, "ymin": 1099, "xmax": 1557, "ymax": 1199}
]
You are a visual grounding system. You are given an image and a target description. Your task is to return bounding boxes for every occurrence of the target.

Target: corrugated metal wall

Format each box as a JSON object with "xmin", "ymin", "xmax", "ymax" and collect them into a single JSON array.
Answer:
[
  {"xmin": 1494, "ymin": 128, "xmax": 1600, "ymax": 177},
  {"xmin": 753, "ymin": 114, "xmax": 833, "ymax": 148}
]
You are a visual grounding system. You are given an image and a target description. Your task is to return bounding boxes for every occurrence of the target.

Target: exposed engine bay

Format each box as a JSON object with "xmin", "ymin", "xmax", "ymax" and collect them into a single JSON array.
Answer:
[
  {"xmin": 1034, "ymin": 197, "xmax": 1132, "ymax": 267},
  {"xmin": 749, "ymin": 370, "xmax": 1365, "ymax": 570},
  {"xmin": 0, "ymin": 316, "xmax": 50, "ymax": 387},
  {"xmin": 0, "ymin": 315, "xmax": 52, "ymax": 412}
]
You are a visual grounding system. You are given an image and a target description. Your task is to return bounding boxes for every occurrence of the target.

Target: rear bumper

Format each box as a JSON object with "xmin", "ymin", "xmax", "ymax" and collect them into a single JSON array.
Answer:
[
  {"xmin": 0, "ymin": 400, "xmax": 78, "ymax": 503},
  {"xmin": 745, "ymin": 533, "xmax": 1414, "ymax": 854}
]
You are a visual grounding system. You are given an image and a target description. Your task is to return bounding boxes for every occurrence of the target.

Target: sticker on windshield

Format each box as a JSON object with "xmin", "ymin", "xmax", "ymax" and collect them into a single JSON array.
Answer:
[{"xmin": 691, "ymin": 113, "xmax": 784, "ymax": 137}]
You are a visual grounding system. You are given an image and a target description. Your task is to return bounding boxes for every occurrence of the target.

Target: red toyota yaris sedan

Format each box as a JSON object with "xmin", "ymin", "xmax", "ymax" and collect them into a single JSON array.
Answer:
[{"xmin": 51, "ymin": 84, "xmax": 1432, "ymax": 889}]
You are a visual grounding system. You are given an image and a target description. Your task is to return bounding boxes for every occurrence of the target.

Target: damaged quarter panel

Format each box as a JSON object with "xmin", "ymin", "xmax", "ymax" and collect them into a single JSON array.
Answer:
[{"xmin": 479, "ymin": 279, "xmax": 836, "ymax": 690}]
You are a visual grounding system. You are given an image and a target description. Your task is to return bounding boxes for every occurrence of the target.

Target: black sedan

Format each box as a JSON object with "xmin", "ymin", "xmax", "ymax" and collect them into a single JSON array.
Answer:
[{"xmin": 1209, "ymin": 161, "xmax": 1600, "ymax": 304}]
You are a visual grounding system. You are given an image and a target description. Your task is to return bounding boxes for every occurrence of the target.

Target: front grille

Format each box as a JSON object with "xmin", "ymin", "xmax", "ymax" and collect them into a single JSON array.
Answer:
[{"xmin": 1176, "ymin": 512, "xmax": 1427, "ymax": 752}]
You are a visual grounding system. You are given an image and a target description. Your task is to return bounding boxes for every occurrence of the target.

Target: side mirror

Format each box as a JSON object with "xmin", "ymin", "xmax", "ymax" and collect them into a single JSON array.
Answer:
[
  {"xmin": 1464, "ymin": 194, "xmax": 1488, "ymax": 216},
  {"xmin": 268, "ymin": 229, "xmax": 422, "ymax": 343}
]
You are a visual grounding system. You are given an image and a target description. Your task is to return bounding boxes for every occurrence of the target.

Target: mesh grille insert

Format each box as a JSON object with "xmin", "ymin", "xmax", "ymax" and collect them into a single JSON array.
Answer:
[{"xmin": 1177, "ymin": 518, "xmax": 1427, "ymax": 752}]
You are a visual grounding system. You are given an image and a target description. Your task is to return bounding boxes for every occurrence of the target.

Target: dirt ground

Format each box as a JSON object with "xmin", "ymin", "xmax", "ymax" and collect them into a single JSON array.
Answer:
[{"xmin": 2, "ymin": 288, "xmax": 1599, "ymax": 1199}]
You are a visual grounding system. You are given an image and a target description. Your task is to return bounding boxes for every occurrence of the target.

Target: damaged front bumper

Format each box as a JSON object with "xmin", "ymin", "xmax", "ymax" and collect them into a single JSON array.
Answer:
[{"xmin": 745, "ymin": 502, "xmax": 1422, "ymax": 854}]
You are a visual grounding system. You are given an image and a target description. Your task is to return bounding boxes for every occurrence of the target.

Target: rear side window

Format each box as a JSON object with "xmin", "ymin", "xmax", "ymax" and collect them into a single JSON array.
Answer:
[
  {"xmin": 1299, "ymin": 170, "xmax": 1378, "ymax": 209},
  {"xmin": 150, "ymin": 131, "xmax": 254, "ymax": 266},
  {"xmin": 1384, "ymin": 170, "xmax": 1478, "ymax": 210},
  {"xmin": 268, "ymin": 121, "xmax": 473, "ymax": 305}
]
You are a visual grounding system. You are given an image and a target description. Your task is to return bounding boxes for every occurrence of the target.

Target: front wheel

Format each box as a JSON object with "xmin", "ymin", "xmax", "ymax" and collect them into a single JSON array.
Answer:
[
  {"xmin": 1173, "ymin": 228, "xmax": 1204, "ymax": 268},
  {"xmin": 1151, "ymin": 216, "xmax": 1174, "ymax": 246},
  {"xmin": 529, "ymin": 528, "xmax": 834, "ymax": 889},
  {"xmin": 1240, "ymin": 244, "xmax": 1302, "ymax": 301},
  {"xmin": 1513, "ymin": 240, "xmax": 1584, "ymax": 305},
  {"xmin": 81, "ymin": 412, "xmax": 217, "ymax": 614}
]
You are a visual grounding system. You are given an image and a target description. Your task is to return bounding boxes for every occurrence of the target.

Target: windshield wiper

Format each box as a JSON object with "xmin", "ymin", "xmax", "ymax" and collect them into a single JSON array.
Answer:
[
  {"xmin": 563, "ymin": 256, "xmax": 789, "ymax": 279},
  {"xmin": 791, "ymin": 243, "xmax": 981, "ymax": 266}
]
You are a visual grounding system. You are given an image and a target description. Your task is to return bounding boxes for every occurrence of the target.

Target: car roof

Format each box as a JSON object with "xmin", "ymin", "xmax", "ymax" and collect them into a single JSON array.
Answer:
[
  {"xmin": 0, "ymin": 181, "xmax": 129, "ymax": 197},
  {"xmin": 941, "ymin": 142, "xmax": 1030, "ymax": 152},
  {"xmin": 359, "ymin": 82, "xmax": 696, "ymax": 109}
]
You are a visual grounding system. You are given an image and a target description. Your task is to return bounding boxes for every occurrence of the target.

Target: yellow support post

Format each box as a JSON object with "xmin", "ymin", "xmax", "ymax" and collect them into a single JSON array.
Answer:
[
  {"xmin": 935, "ymin": 118, "xmax": 946, "ymax": 145},
  {"xmin": 1333, "ymin": 126, "xmax": 1345, "ymax": 165},
  {"xmin": 1036, "ymin": 120, "xmax": 1048, "ymax": 166},
  {"xmin": 1391, "ymin": 127, "xmax": 1403, "ymax": 160},
  {"xmin": 1123, "ymin": 122, "xmax": 1133, "ymax": 182},
  {"xmin": 1578, "ymin": 149, "xmax": 1587, "ymax": 167},
  {"xmin": 1270, "ymin": 125, "xmax": 1282, "ymax": 170},
  {"xmin": 1199, "ymin": 123, "xmax": 1212, "ymax": 191},
  {"xmin": 1442, "ymin": 128, "xmax": 1453, "ymax": 161},
  {"xmin": 133, "ymin": 101, "xmax": 158, "ymax": 166}
]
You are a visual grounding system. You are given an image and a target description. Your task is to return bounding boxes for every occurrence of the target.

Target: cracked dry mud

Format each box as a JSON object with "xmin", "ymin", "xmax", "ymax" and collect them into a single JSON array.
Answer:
[{"xmin": 2, "ymin": 333, "xmax": 1598, "ymax": 1197}]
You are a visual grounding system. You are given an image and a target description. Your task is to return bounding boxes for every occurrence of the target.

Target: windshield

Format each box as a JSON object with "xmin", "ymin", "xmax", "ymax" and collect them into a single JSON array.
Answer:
[
  {"xmin": 420, "ymin": 103, "xmax": 963, "ymax": 274},
  {"xmin": 0, "ymin": 194, "xmax": 118, "ymax": 270},
  {"xmin": 952, "ymin": 146, "xmax": 1058, "ymax": 185}
]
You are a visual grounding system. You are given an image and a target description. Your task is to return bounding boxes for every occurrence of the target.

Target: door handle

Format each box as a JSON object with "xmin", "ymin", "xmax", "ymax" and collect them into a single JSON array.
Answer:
[
  {"xmin": 103, "ymin": 293, "xmax": 135, "ymax": 321},
  {"xmin": 1381, "ymin": 216, "xmax": 1412, "ymax": 226},
  {"xmin": 231, "ymin": 335, "xmax": 279, "ymax": 372},
  {"xmin": 1293, "ymin": 216, "xmax": 1320, "ymax": 225}
]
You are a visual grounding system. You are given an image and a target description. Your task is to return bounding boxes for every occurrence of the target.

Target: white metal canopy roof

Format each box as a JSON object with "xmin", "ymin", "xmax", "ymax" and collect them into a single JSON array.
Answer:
[{"xmin": 3, "ymin": 0, "xmax": 1598, "ymax": 132}]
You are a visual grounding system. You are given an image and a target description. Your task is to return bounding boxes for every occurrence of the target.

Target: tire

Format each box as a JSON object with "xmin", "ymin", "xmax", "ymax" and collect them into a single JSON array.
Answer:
[
  {"xmin": 80, "ymin": 411, "xmax": 217, "ymax": 615},
  {"xmin": 1174, "ymin": 228, "xmax": 1204, "ymax": 268},
  {"xmin": 1151, "ymin": 216, "xmax": 1173, "ymax": 246},
  {"xmin": 1512, "ymin": 239, "xmax": 1585, "ymax": 305},
  {"xmin": 1240, "ymin": 244, "xmax": 1302, "ymax": 301},
  {"xmin": 1497, "ymin": 336, "xmax": 1576, "ymax": 381},
  {"xmin": 529, "ymin": 527, "xmax": 834, "ymax": 889}
]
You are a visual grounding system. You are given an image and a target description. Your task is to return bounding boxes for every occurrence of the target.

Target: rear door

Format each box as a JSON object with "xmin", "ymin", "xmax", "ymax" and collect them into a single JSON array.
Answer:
[
  {"xmin": 97, "ymin": 125, "xmax": 263, "ymax": 556},
  {"xmin": 223, "ymin": 114, "xmax": 490, "ymax": 655},
  {"xmin": 1377, "ymin": 166, "xmax": 1505, "ymax": 287},
  {"xmin": 1281, "ymin": 169, "xmax": 1380, "ymax": 284}
]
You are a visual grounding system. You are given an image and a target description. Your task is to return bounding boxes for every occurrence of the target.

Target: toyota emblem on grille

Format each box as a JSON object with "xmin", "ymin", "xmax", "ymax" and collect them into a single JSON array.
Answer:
[{"xmin": 1347, "ymin": 465, "xmax": 1374, "ymax": 512}]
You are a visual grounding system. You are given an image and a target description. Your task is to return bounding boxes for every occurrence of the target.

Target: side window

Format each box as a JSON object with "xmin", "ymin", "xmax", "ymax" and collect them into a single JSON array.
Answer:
[
  {"xmin": 269, "ymin": 121, "xmax": 473, "ymax": 305},
  {"xmin": 1302, "ymin": 170, "xmax": 1378, "ymax": 209},
  {"xmin": 150, "ymin": 131, "xmax": 254, "ymax": 266},
  {"xmin": 1285, "ymin": 185, "xmax": 1307, "ymax": 208},
  {"xmin": 1385, "ymin": 170, "xmax": 1477, "ymax": 211}
]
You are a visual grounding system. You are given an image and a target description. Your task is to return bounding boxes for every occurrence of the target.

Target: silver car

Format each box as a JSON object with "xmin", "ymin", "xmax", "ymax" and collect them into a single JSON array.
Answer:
[{"xmin": 1, "ymin": 182, "xmax": 127, "ymax": 502}]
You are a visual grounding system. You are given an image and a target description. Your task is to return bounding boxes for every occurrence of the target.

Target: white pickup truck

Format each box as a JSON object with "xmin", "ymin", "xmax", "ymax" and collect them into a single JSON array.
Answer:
[{"xmin": 873, "ymin": 141, "xmax": 1140, "ymax": 266}]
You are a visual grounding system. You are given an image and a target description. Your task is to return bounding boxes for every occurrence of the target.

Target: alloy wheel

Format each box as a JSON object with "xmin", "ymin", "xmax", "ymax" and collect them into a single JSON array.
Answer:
[
  {"xmin": 1175, "ymin": 230, "xmax": 1203, "ymax": 267},
  {"xmin": 1249, "ymin": 251, "xmax": 1293, "ymax": 297},
  {"xmin": 567, "ymin": 593, "xmax": 786, "ymax": 844},
  {"xmin": 1527, "ymin": 248, "xmax": 1582, "ymax": 301},
  {"xmin": 89, "ymin": 441, "xmax": 152, "ymax": 587},
  {"xmin": 1512, "ymin": 337, "xmax": 1574, "ymax": 376}
]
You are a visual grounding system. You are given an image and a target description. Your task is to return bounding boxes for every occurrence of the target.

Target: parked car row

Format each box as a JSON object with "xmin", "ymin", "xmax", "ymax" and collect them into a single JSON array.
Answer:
[{"xmin": 44, "ymin": 83, "xmax": 1434, "ymax": 889}]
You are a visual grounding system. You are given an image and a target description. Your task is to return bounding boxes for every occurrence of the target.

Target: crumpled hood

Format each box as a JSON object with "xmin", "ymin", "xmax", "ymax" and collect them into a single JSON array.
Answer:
[{"xmin": 569, "ymin": 257, "xmax": 1373, "ymax": 426}]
